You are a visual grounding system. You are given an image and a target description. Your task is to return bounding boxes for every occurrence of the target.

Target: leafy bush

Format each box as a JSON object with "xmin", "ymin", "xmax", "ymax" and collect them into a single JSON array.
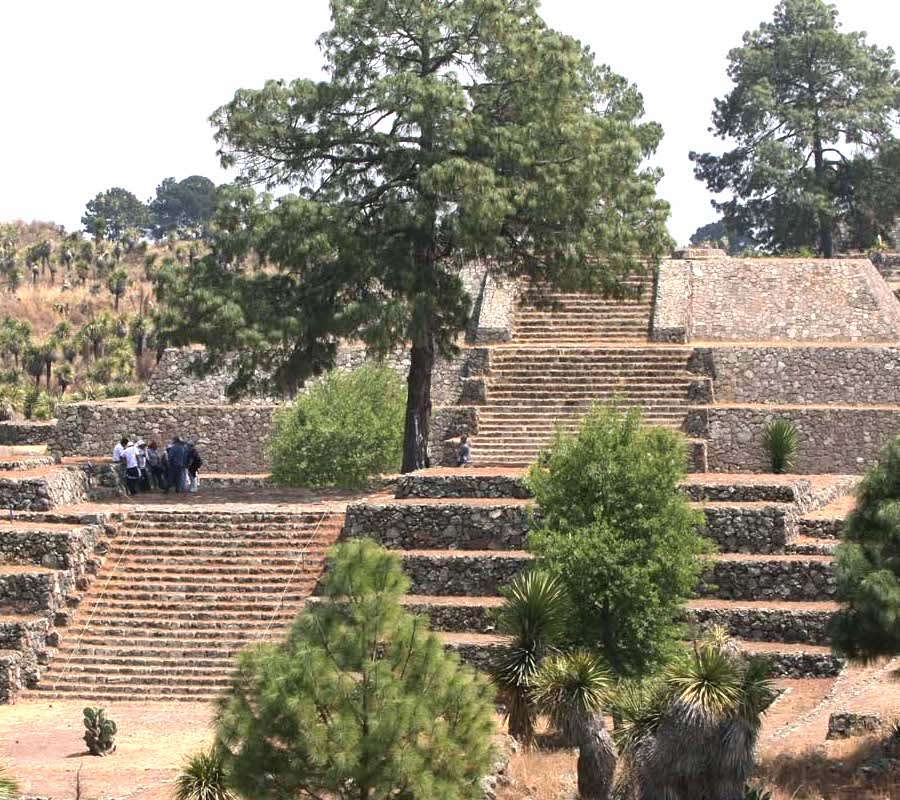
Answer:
[
  {"xmin": 526, "ymin": 405, "xmax": 709, "ymax": 679},
  {"xmin": 829, "ymin": 435, "xmax": 900, "ymax": 661},
  {"xmin": 83, "ymin": 707, "xmax": 117, "ymax": 756},
  {"xmin": 489, "ymin": 570, "xmax": 570, "ymax": 744},
  {"xmin": 215, "ymin": 539, "xmax": 496, "ymax": 800},
  {"xmin": 762, "ymin": 419, "xmax": 798, "ymax": 474},
  {"xmin": 267, "ymin": 364, "xmax": 406, "ymax": 489},
  {"xmin": 176, "ymin": 748, "xmax": 235, "ymax": 800}
]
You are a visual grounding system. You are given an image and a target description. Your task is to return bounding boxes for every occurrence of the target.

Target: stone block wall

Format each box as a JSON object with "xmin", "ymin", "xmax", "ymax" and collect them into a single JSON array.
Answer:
[
  {"xmin": 51, "ymin": 402, "xmax": 276, "ymax": 473},
  {"xmin": 652, "ymin": 256, "xmax": 900, "ymax": 342},
  {"xmin": 472, "ymin": 272, "xmax": 517, "ymax": 343},
  {"xmin": 699, "ymin": 558, "xmax": 835, "ymax": 601},
  {"xmin": 344, "ymin": 502, "xmax": 530, "ymax": 550},
  {"xmin": 0, "ymin": 524, "xmax": 102, "ymax": 571},
  {"xmin": 0, "ymin": 467, "xmax": 90, "ymax": 512},
  {"xmin": 0, "ymin": 420, "xmax": 57, "ymax": 445},
  {"xmin": 690, "ymin": 346, "xmax": 900, "ymax": 405},
  {"xmin": 651, "ymin": 260, "xmax": 691, "ymax": 343},
  {"xmin": 688, "ymin": 406, "xmax": 900, "ymax": 474}
]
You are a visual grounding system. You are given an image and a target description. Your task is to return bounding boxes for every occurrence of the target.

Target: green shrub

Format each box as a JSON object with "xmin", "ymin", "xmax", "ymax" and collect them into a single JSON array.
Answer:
[
  {"xmin": 829, "ymin": 435, "xmax": 900, "ymax": 661},
  {"xmin": 526, "ymin": 405, "xmax": 709, "ymax": 679},
  {"xmin": 176, "ymin": 748, "xmax": 235, "ymax": 800},
  {"xmin": 83, "ymin": 707, "xmax": 117, "ymax": 756},
  {"xmin": 267, "ymin": 364, "xmax": 406, "ymax": 489},
  {"xmin": 215, "ymin": 539, "xmax": 496, "ymax": 800},
  {"xmin": 762, "ymin": 419, "xmax": 798, "ymax": 474}
]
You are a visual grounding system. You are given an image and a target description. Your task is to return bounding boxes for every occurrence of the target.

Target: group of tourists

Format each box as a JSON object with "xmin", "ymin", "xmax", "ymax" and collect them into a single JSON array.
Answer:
[{"xmin": 112, "ymin": 435, "xmax": 203, "ymax": 496}]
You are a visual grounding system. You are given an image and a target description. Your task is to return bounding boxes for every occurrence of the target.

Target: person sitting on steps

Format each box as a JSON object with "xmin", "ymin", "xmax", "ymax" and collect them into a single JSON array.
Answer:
[{"xmin": 457, "ymin": 434, "xmax": 472, "ymax": 467}]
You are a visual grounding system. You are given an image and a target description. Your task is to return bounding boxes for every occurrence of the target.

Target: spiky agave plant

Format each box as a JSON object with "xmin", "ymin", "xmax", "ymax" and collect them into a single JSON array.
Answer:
[
  {"xmin": 762, "ymin": 419, "xmax": 799, "ymax": 474},
  {"xmin": 615, "ymin": 634, "xmax": 775, "ymax": 800},
  {"xmin": 531, "ymin": 651, "xmax": 617, "ymax": 800},
  {"xmin": 175, "ymin": 747, "xmax": 236, "ymax": 800},
  {"xmin": 0, "ymin": 764, "xmax": 20, "ymax": 800},
  {"xmin": 488, "ymin": 570, "xmax": 571, "ymax": 745}
]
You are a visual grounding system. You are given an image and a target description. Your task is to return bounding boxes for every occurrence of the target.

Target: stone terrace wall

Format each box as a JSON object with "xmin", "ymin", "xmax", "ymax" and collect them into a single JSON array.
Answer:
[
  {"xmin": 653, "ymin": 257, "xmax": 900, "ymax": 342},
  {"xmin": 0, "ymin": 467, "xmax": 90, "ymax": 512},
  {"xmin": 143, "ymin": 345, "xmax": 484, "ymax": 410},
  {"xmin": 689, "ymin": 346, "xmax": 900, "ymax": 405},
  {"xmin": 651, "ymin": 260, "xmax": 692, "ymax": 343},
  {"xmin": 51, "ymin": 403, "xmax": 275, "ymax": 473},
  {"xmin": 688, "ymin": 406, "xmax": 900, "ymax": 473},
  {"xmin": 0, "ymin": 420, "xmax": 57, "ymax": 446}
]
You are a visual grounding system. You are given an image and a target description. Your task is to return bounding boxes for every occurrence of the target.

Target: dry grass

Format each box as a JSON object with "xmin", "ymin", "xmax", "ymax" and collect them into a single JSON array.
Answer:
[{"xmin": 757, "ymin": 736, "xmax": 899, "ymax": 800}]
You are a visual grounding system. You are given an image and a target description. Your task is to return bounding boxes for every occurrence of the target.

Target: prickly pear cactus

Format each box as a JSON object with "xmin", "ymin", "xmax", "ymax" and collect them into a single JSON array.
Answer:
[{"xmin": 83, "ymin": 707, "xmax": 117, "ymax": 756}]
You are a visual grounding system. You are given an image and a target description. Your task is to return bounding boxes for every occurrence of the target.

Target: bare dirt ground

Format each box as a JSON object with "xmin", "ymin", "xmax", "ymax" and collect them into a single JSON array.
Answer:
[
  {"xmin": 0, "ymin": 700, "xmax": 215, "ymax": 800},
  {"xmin": 2, "ymin": 662, "xmax": 896, "ymax": 799}
]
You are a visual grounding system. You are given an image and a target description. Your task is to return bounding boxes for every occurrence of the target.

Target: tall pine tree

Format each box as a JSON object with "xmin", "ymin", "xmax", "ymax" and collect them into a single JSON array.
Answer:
[
  {"xmin": 158, "ymin": 0, "xmax": 671, "ymax": 471},
  {"xmin": 830, "ymin": 437, "xmax": 900, "ymax": 662},
  {"xmin": 690, "ymin": 0, "xmax": 900, "ymax": 257}
]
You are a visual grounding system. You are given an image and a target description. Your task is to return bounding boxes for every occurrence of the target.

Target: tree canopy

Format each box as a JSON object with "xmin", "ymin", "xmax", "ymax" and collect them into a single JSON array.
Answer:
[
  {"xmin": 149, "ymin": 176, "xmax": 219, "ymax": 238},
  {"xmin": 690, "ymin": 0, "xmax": 900, "ymax": 257},
  {"xmin": 157, "ymin": 0, "xmax": 672, "ymax": 471},
  {"xmin": 81, "ymin": 187, "xmax": 150, "ymax": 241}
]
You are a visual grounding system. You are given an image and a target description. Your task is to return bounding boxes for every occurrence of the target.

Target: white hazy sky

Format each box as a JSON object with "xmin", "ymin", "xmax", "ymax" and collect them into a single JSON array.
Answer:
[{"xmin": 1, "ymin": 0, "xmax": 898, "ymax": 245}]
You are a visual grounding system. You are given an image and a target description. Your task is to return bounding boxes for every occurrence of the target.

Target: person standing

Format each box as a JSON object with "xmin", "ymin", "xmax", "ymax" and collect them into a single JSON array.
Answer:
[
  {"xmin": 457, "ymin": 434, "xmax": 472, "ymax": 467},
  {"xmin": 122, "ymin": 440, "xmax": 141, "ymax": 495},
  {"xmin": 145, "ymin": 441, "xmax": 166, "ymax": 491},
  {"xmin": 112, "ymin": 435, "xmax": 129, "ymax": 488},
  {"xmin": 165, "ymin": 436, "xmax": 189, "ymax": 494},
  {"xmin": 186, "ymin": 441, "xmax": 203, "ymax": 493}
]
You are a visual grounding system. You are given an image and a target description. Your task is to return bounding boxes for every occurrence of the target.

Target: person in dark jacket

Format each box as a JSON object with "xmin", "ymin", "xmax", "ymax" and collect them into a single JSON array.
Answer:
[
  {"xmin": 165, "ymin": 436, "xmax": 189, "ymax": 494},
  {"xmin": 145, "ymin": 441, "xmax": 167, "ymax": 491},
  {"xmin": 186, "ymin": 441, "xmax": 203, "ymax": 493}
]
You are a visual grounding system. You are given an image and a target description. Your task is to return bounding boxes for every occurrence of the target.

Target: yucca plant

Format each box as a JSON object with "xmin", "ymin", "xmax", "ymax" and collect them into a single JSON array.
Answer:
[
  {"xmin": 489, "ymin": 569, "xmax": 571, "ymax": 745},
  {"xmin": 762, "ymin": 419, "xmax": 798, "ymax": 474},
  {"xmin": 176, "ymin": 748, "xmax": 236, "ymax": 800},
  {"xmin": 0, "ymin": 764, "xmax": 20, "ymax": 800},
  {"xmin": 742, "ymin": 785, "xmax": 774, "ymax": 800},
  {"xmin": 614, "ymin": 633, "xmax": 775, "ymax": 800},
  {"xmin": 531, "ymin": 651, "xmax": 616, "ymax": 800}
]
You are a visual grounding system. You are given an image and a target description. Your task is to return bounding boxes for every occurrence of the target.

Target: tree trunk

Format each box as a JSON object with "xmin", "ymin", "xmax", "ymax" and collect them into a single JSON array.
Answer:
[
  {"xmin": 575, "ymin": 713, "xmax": 618, "ymax": 800},
  {"xmin": 401, "ymin": 335, "xmax": 434, "ymax": 473},
  {"xmin": 506, "ymin": 690, "xmax": 535, "ymax": 746},
  {"xmin": 813, "ymin": 138, "xmax": 834, "ymax": 258},
  {"xmin": 45, "ymin": 362, "xmax": 52, "ymax": 390}
]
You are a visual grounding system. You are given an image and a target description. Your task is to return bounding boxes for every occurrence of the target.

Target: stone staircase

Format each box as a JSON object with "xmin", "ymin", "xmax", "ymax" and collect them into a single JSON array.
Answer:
[
  {"xmin": 465, "ymin": 288, "xmax": 703, "ymax": 467},
  {"xmin": 33, "ymin": 509, "xmax": 344, "ymax": 702},
  {"xmin": 344, "ymin": 471, "xmax": 855, "ymax": 678},
  {"xmin": 474, "ymin": 346, "xmax": 700, "ymax": 467},
  {"xmin": 512, "ymin": 291, "xmax": 652, "ymax": 343}
]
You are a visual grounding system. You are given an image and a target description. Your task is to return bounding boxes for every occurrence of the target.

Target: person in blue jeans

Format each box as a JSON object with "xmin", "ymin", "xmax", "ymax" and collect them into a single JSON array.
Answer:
[{"xmin": 165, "ymin": 436, "xmax": 189, "ymax": 493}]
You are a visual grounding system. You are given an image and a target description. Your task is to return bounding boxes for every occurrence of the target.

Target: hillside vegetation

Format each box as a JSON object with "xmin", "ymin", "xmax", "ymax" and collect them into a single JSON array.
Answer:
[{"xmin": 0, "ymin": 220, "xmax": 202, "ymax": 420}]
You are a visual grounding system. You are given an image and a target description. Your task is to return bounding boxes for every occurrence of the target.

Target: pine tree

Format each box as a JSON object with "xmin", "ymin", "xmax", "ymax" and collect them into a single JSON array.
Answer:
[
  {"xmin": 157, "ymin": 0, "xmax": 672, "ymax": 471},
  {"xmin": 830, "ymin": 437, "xmax": 900, "ymax": 662},
  {"xmin": 690, "ymin": 0, "xmax": 900, "ymax": 257},
  {"xmin": 214, "ymin": 539, "xmax": 497, "ymax": 800}
]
